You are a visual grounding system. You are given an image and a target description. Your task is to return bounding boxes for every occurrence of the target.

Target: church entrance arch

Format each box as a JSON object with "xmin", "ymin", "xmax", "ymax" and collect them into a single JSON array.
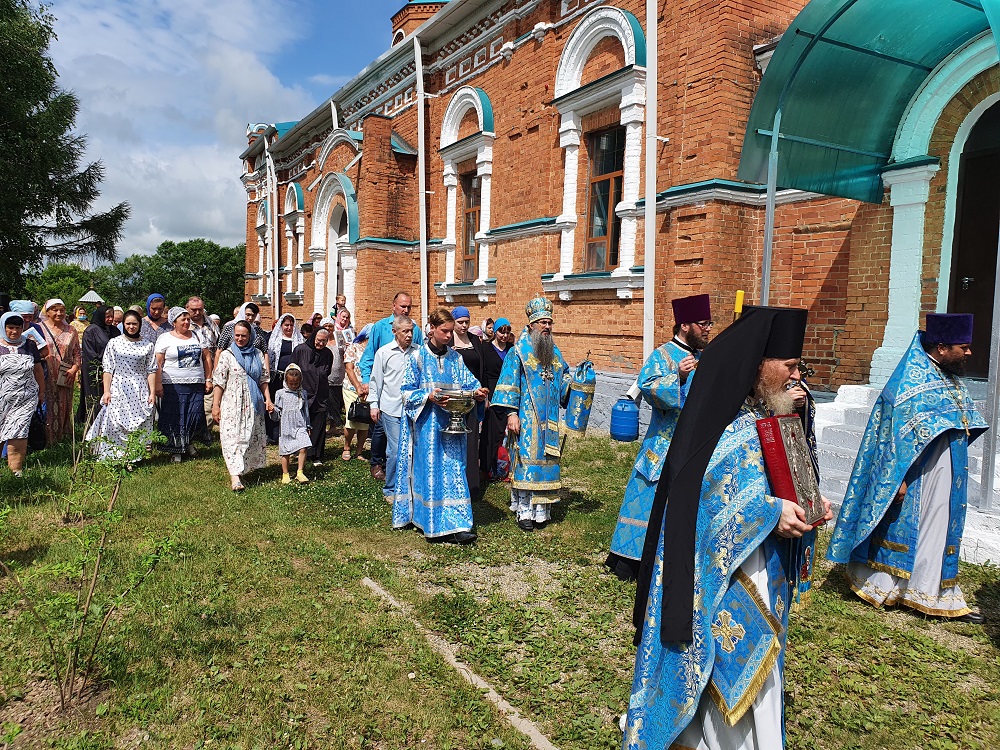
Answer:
[
  {"xmin": 948, "ymin": 99, "xmax": 1000, "ymax": 379},
  {"xmin": 327, "ymin": 204, "xmax": 348, "ymax": 314}
]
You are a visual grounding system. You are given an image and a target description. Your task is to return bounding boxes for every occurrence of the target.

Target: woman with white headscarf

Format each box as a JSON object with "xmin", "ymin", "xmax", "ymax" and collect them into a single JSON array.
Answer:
[
  {"xmin": 212, "ymin": 320, "xmax": 273, "ymax": 491},
  {"xmin": 38, "ymin": 298, "xmax": 82, "ymax": 444},
  {"xmin": 0, "ymin": 312, "xmax": 45, "ymax": 477},
  {"xmin": 154, "ymin": 307, "xmax": 212, "ymax": 462},
  {"xmin": 86, "ymin": 309, "xmax": 157, "ymax": 461},
  {"xmin": 265, "ymin": 313, "xmax": 303, "ymax": 443}
]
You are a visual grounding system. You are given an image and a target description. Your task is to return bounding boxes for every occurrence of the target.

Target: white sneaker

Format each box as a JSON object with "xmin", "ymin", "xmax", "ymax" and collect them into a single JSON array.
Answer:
[
  {"xmin": 12, "ymin": 470, "xmax": 23, "ymax": 478},
  {"xmin": 172, "ymin": 455, "xmax": 182, "ymax": 463},
  {"xmin": 313, "ymin": 460, "xmax": 323, "ymax": 467}
]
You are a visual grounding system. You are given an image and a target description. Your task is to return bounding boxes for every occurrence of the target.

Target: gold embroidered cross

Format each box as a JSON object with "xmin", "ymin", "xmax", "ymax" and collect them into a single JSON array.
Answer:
[{"xmin": 711, "ymin": 610, "xmax": 746, "ymax": 654}]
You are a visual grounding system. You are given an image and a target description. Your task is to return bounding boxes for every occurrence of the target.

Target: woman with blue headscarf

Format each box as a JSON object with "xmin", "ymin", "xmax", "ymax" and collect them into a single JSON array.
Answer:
[
  {"xmin": 0, "ymin": 312, "xmax": 45, "ymax": 477},
  {"xmin": 211, "ymin": 320, "xmax": 273, "ymax": 490},
  {"xmin": 140, "ymin": 293, "xmax": 172, "ymax": 345}
]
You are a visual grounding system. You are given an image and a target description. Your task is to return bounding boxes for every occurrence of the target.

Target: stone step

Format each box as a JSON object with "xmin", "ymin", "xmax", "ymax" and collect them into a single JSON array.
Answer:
[
  {"xmin": 844, "ymin": 406, "xmax": 874, "ymax": 429},
  {"xmin": 818, "ymin": 445, "xmax": 857, "ymax": 475},
  {"xmin": 819, "ymin": 425, "xmax": 865, "ymax": 452},
  {"xmin": 819, "ymin": 468, "xmax": 850, "ymax": 500}
]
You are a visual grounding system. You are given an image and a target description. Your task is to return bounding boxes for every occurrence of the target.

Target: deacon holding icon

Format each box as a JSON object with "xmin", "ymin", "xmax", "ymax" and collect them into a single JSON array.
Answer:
[{"xmin": 391, "ymin": 308, "xmax": 487, "ymax": 545}]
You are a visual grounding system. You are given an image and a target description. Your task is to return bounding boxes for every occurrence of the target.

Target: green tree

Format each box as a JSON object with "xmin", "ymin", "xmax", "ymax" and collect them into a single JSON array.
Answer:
[
  {"xmin": 24, "ymin": 263, "xmax": 91, "ymax": 312},
  {"xmin": 142, "ymin": 239, "xmax": 246, "ymax": 318},
  {"xmin": 0, "ymin": 0, "xmax": 129, "ymax": 296},
  {"xmin": 92, "ymin": 254, "xmax": 156, "ymax": 310}
]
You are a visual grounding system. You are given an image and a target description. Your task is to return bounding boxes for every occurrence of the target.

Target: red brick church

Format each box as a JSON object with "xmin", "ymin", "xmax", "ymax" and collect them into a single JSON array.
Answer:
[{"xmin": 240, "ymin": 0, "xmax": 1000, "ymax": 397}]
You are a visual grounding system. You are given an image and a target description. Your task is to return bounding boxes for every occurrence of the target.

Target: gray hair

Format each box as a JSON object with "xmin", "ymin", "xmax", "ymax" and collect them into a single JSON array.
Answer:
[{"xmin": 392, "ymin": 314, "xmax": 414, "ymax": 332}]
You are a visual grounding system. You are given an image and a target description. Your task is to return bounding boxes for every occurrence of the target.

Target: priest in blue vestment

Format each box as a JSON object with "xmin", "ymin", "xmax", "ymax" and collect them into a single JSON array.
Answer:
[
  {"xmin": 827, "ymin": 313, "xmax": 987, "ymax": 624},
  {"xmin": 625, "ymin": 306, "xmax": 832, "ymax": 750},
  {"xmin": 392, "ymin": 308, "xmax": 487, "ymax": 545},
  {"xmin": 607, "ymin": 294, "xmax": 713, "ymax": 582},
  {"xmin": 490, "ymin": 296, "xmax": 572, "ymax": 531}
]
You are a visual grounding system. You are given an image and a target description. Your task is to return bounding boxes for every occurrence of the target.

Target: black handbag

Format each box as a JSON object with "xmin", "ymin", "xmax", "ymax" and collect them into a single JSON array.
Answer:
[
  {"xmin": 27, "ymin": 404, "xmax": 47, "ymax": 452},
  {"xmin": 347, "ymin": 398, "xmax": 371, "ymax": 424}
]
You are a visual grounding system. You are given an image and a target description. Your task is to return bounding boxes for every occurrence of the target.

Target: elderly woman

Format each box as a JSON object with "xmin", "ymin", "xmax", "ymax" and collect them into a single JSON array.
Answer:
[
  {"xmin": 212, "ymin": 321, "xmax": 273, "ymax": 491},
  {"xmin": 86, "ymin": 310, "xmax": 157, "ymax": 460},
  {"xmin": 38, "ymin": 299, "xmax": 82, "ymax": 444},
  {"xmin": 78, "ymin": 305, "xmax": 119, "ymax": 426},
  {"xmin": 0, "ymin": 312, "xmax": 45, "ymax": 477},
  {"xmin": 70, "ymin": 306, "xmax": 90, "ymax": 337},
  {"xmin": 140, "ymin": 293, "xmax": 172, "ymax": 344},
  {"xmin": 292, "ymin": 327, "xmax": 333, "ymax": 466},
  {"xmin": 342, "ymin": 324, "xmax": 371, "ymax": 461},
  {"xmin": 266, "ymin": 313, "xmax": 303, "ymax": 443},
  {"xmin": 155, "ymin": 307, "xmax": 212, "ymax": 462},
  {"xmin": 328, "ymin": 308, "xmax": 354, "ymax": 431}
]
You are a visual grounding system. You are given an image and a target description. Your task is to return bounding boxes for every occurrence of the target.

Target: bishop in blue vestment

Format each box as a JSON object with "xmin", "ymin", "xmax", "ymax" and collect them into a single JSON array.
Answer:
[
  {"xmin": 392, "ymin": 309, "xmax": 487, "ymax": 545},
  {"xmin": 827, "ymin": 314, "xmax": 987, "ymax": 623},
  {"xmin": 491, "ymin": 297, "xmax": 572, "ymax": 531},
  {"xmin": 626, "ymin": 306, "xmax": 831, "ymax": 750},
  {"xmin": 607, "ymin": 294, "xmax": 712, "ymax": 581}
]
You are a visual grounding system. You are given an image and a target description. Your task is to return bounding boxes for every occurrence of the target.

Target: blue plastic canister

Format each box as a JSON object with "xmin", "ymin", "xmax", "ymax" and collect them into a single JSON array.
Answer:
[{"xmin": 609, "ymin": 397, "xmax": 640, "ymax": 442}]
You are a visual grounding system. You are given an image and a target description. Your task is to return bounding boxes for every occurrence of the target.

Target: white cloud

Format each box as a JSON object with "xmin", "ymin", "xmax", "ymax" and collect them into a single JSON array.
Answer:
[{"xmin": 48, "ymin": 0, "xmax": 319, "ymax": 253}]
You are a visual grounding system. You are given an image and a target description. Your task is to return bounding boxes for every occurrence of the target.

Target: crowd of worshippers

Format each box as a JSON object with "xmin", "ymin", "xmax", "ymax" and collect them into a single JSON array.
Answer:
[
  {"xmin": 0, "ymin": 290, "xmax": 582, "ymax": 544},
  {"xmin": 2, "ymin": 286, "xmax": 985, "ymax": 749}
]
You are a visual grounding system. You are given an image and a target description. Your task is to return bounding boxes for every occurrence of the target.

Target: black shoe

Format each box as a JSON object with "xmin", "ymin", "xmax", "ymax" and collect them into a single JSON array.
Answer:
[
  {"xmin": 517, "ymin": 519, "xmax": 534, "ymax": 532},
  {"xmin": 956, "ymin": 610, "xmax": 985, "ymax": 624},
  {"xmin": 534, "ymin": 520, "xmax": 548, "ymax": 530},
  {"xmin": 452, "ymin": 531, "xmax": 477, "ymax": 545}
]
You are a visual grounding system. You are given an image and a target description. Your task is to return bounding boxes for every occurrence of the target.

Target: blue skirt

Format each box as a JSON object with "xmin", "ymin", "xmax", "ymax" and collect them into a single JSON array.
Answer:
[{"xmin": 158, "ymin": 383, "xmax": 205, "ymax": 454}]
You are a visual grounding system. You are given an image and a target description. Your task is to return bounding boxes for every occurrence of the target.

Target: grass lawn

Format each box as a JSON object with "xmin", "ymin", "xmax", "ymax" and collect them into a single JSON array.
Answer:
[{"xmin": 1, "ymin": 434, "xmax": 999, "ymax": 749}]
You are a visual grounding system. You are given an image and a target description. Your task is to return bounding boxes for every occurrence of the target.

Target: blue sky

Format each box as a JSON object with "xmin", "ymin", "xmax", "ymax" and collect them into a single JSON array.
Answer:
[{"xmin": 47, "ymin": 0, "xmax": 413, "ymax": 255}]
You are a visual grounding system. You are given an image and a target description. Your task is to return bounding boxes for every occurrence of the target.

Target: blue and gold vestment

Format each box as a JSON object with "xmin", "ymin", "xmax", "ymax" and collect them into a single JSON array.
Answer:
[
  {"xmin": 392, "ymin": 344, "xmax": 482, "ymax": 537},
  {"xmin": 626, "ymin": 402, "xmax": 811, "ymax": 749},
  {"xmin": 610, "ymin": 340, "xmax": 699, "ymax": 566},
  {"xmin": 490, "ymin": 329, "xmax": 571, "ymax": 497},
  {"xmin": 827, "ymin": 333, "xmax": 986, "ymax": 585}
]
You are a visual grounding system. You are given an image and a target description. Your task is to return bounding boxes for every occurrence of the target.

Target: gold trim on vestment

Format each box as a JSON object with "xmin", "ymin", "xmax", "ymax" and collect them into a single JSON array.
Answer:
[
  {"xmin": 946, "ymin": 545, "xmax": 957, "ymax": 555},
  {"xmin": 706, "ymin": 569, "xmax": 782, "ymax": 726},
  {"xmin": 511, "ymin": 479, "xmax": 562, "ymax": 491},
  {"xmin": 902, "ymin": 600, "xmax": 971, "ymax": 618},
  {"xmin": 790, "ymin": 588, "xmax": 813, "ymax": 614},
  {"xmin": 876, "ymin": 539, "xmax": 909, "ymax": 553},
  {"xmin": 561, "ymin": 425, "xmax": 586, "ymax": 436},
  {"xmin": 495, "ymin": 384, "xmax": 520, "ymax": 393},
  {"xmin": 669, "ymin": 743, "xmax": 697, "ymax": 750},
  {"xmin": 571, "ymin": 383, "xmax": 596, "ymax": 393},
  {"xmin": 864, "ymin": 559, "xmax": 911, "ymax": 580},
  {"xmin": 848, "ymin": 577, "xmax": 969, "ymax": 617},
  {"xmin": 940, "ymin": 577, "xmax": 958, "ymax": 588}
]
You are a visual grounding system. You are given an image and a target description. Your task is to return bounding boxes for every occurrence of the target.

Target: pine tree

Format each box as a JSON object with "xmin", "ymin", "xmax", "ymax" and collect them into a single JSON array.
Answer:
[{"xmin": 0, "ymin": 0, "xmax": 129, "ymax": 295}]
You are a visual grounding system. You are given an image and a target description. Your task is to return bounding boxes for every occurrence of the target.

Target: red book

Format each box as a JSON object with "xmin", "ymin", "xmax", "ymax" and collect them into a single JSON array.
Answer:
[{"xmin": 756, "ymin": 415, "xmax": 825, "ymax": 528}]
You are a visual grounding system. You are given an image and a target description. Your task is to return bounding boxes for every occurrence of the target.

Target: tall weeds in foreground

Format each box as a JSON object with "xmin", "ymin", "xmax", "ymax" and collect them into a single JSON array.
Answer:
[{"xmin": 0, "ymin": 429, "xmax": 193, "ymax": 709}]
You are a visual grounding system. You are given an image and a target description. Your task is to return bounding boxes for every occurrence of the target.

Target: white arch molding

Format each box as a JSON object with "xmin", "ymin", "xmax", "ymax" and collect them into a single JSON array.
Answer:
[
  {"xmin": 255, "ymin": 201, "xmax": 269, "ymax": 298},
  {"xmin": 327, "ymin": 204, "xmax": 351, "ymax": 318},
  {"xmin": 553, "ymin": 6, "xmax": 643, "ymax": 99},
  {"xmin": 309, "ymin": 174, "xmax": 352, "ymax": 314},
  {"xmin": 317, "ymin": 129, "xmax": 361, "ymax": 174},
  {"xmin": 283, "ymin": 184, "xmax": 305, "ymax": 302}
]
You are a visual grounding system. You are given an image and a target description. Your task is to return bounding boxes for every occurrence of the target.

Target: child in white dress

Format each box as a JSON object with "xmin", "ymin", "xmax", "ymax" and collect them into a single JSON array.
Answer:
[{"xmin": 271, "ymin": 364, "xmax": 312, "ymax": 484}]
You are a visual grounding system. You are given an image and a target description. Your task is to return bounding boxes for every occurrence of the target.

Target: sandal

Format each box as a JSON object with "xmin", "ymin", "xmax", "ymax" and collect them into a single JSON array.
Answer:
[
  {"xmin": 231, "ymin": 479, "xmax": 245, "ymax": 492},
  {"xmin": 342, "ymin": 450, "xmax": 352, "ymax": 461}
]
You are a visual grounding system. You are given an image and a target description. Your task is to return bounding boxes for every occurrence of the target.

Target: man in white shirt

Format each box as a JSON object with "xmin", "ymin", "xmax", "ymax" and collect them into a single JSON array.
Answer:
[
  {"xmin": 186, "ymin": 296, "xmax": 220, "ymax": 437},
  {"xmin": 369, "ymin": 315, "xmax": 418, "ymax": 501}
]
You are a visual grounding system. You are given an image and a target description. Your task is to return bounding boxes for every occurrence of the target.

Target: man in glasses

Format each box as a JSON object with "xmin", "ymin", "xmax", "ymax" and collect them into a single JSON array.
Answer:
[{"xmin": 606, "ymin": 293, "xmax": 713, "ymax": 581}]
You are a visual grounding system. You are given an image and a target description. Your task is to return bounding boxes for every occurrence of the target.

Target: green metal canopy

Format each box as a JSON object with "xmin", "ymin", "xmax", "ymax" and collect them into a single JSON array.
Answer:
[{"xmin": 738, "ymin": 0, "xmax": 1000, "ymax": 204}]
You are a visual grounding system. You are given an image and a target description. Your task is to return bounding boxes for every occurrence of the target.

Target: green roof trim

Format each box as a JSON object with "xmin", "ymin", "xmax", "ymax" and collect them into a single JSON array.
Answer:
[
  {"xmin": 738, "ymin": 0, "xmax": 1000, "ymax": 203},
  {"xmin": 882, "ymin": 154, "xmax": 940, "ymax": 172},
  {"xmin": 473, "ymin": 87, "xmax": 494, "ymax": 133},
  {"xmin": 551, "ymin": 66, "xmax": 635, "ymax": 108},
  {"xmin": 344, "ymin": 129, "xmax": 417, "ymax": 155},
  {"xmin": 285, "ymin": 182, "xmax": 305, "ymax": 213},
  {"xmin": 357, "ymin": 237, "xmax": 420, "ymax": 246},
  {"xmin": 486, "ymin": 217, "xmax": 558, "ymax": 235},
  {"xmin": 620, "ymin": 10, "xmax": 647, "ymax": 68},
  {"xmin": 331, "ymin": 173, "xmax": 360, "ymax": 243},
  {"xmin": 274, "ymin": 121, "xmax": 298, "ymax": 139}
]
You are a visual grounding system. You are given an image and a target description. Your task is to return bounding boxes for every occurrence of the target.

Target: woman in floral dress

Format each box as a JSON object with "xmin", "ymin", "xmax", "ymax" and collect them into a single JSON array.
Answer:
[
  {"xmin": 212, "ymin": 321, "xmax": 273, "ymax": 491},
  {"xmin": 38, "ymin": 299, "xmax": 82, "ymax": 444},
  {"xmin": 86, "ymin": 310, "xmax": 158, "ymax": 461},
  {"xmin": 0, "ymin": 312, "xmax": 45, "ymax": 476}
]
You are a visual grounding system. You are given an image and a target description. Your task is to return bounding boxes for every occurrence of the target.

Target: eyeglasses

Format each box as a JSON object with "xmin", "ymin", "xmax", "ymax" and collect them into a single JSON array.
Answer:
[{"xmin": 693, "ymin": 320, "xmax": 714, "ymax": 329}]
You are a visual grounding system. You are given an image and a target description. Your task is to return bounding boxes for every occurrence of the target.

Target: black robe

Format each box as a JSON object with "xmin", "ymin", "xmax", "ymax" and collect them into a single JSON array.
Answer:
[{"xmin": 78, "ymin": 306, "xmax": 119, "ymax": 425}]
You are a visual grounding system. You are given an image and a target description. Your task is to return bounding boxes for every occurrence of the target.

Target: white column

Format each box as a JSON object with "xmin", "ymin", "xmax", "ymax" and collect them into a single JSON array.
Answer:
[
  {"xmin": 556, "ymin": 111, "xmax": 582, "ymax": 279},
  {"xmin": 342, "ymin": 251, "xmax": 358, "ymax": 319},
  {"xmin": 444, "ymin": 161, "xmax": 458, "ymax": 284},
  {"xmin": 263, "ymin": 235, "xmax": 272, "ymax": 298},
  {"xmin": 296, "ymin": 222, "xmax": 305, "ymax": 295},
  {"xmin": 285, "ymin": 224, "xmax": 295, "ymax": 294},
  {"xmin": 869, "ymin": 164, "xmax": 941, "ymax": 385},
  {"xmin": 309, "ymin": 246, "xmax": 326, "ymax": 313},
  {"xmin": 616, "ymin": 78, "xmax": 645, "ymax": 275},
  {"xmin": 476, "ymin": 141, "xmax": 493, "ymax": 283},
  {"xmin": 256, "ymin": 235, "xmax": 265, "ymax": 296}
]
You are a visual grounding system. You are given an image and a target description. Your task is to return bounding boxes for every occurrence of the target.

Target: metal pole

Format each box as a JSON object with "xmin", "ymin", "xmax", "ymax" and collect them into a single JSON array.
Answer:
[
  {"xmin": 761, "ymin": 108, "xmax": 781, "ymax": 306},
  {"xmin": 977, "ymin": 223, "xmax": 1000, "ymax": 511},
  {"xmin": 414, "ymin": 35, "xmax": 429, "ymax": 329},
  {"xmin": 642, "ymin": 0, "xmax": 657, "ymax": 357}
]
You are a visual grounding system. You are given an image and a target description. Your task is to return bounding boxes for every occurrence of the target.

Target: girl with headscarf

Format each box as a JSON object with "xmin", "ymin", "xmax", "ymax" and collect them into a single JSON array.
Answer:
[
  {"xmin": 0, "ymin": 312, "xmax": 45, "ymax": 477},
  {"xmin": 291, "ymin": 326, "xmax": 333, "ymax": 465},
  {"xmin": 140, "ymin": 293, "xmax": 172, "ymax": 345},
  {"xmin": 270, "ymin": 363, "xmax": 312, "ymax": 484},
  {"xmin": 154, "ymin": 307, "xmax": 212, "ymax": 462},
  {"xmin": 342, "ymin": 324, "xmax": 372, "ymax": 460},
  {"xmin": 38, "ymin": 299, "xmax": 82, "ymax": 444},
  {"xmin": 78, "ymin": 305, "xmax": 119, "ymax": 426},
  {"xmin": 212, "ymin": 320, "xmax": 273, "ymax": 490},
  {"xmin": 265, "ymin": 314, "xmax": 303, "ymax": 443},
  {"xmin": 86, "ymin": 310, "xmax": 157, "ymax": 461}
]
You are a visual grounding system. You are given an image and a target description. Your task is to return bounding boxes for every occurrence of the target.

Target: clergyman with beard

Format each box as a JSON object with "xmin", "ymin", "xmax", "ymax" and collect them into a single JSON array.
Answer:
[
  {"xmin": 490, "ymin": 296, "xmax": 572, "ymax": 531},
  {"xmin": 827, "ymin": 313, "xmax": 987, "ymax": 624},
  {"xmin": 625, "ymin": 305, "xmax": 833, "ymax": 750},
  {"xmin": 607, "ymin": 293, "xmax": 713, "ymax": 582}
]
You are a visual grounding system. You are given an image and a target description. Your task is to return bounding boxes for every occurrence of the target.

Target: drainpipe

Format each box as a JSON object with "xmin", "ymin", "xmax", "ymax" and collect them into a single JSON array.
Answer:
[
  {"xmin": 414, "ymin": 35, "xmax": 429, "ymax": 329},
  {"xmin": 263, "ymin": 136, "xmax": 281, "ymax": 319},
  {"xmin": 642, "ymin": 0, "xmax": 658, "ymax": 357}
]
